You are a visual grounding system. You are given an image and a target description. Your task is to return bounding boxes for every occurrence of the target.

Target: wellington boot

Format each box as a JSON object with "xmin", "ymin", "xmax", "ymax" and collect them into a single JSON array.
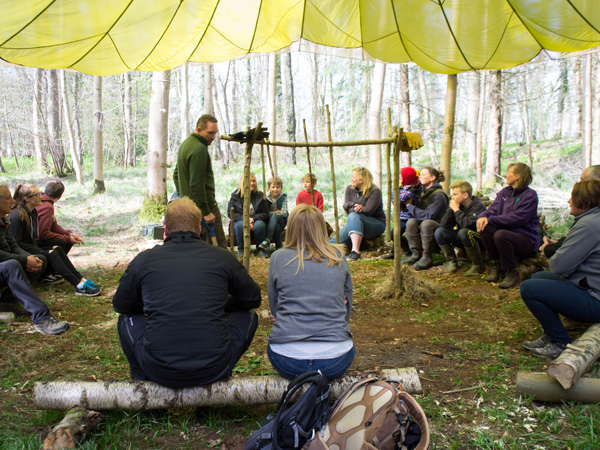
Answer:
[
  {"xmin": 413, "ymin": 253, "xmax": 433, "ymax": 270},
  {"xmin": 402, "ymin": 234, "xmax": 422, "ymax": 265},
  {"xmin": 464, "ymin": 245, "xmax": 485, "ymax": 277},
  {"xmin": 401, "ymin": 252, "xmax": 421, "ymax": 265},
  {"xmin": 439, "ymin": 244, "xmax": 458, "ymax": 273}
]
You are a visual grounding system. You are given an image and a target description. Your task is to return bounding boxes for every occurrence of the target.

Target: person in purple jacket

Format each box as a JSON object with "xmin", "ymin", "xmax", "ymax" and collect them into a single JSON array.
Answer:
[{"xmin": 476, "ymin": 163, "xmax": 539, "ymax": 289}]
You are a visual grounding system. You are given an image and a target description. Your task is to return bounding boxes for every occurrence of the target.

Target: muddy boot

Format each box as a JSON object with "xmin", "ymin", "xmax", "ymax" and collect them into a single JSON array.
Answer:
[
  {"xmin": 439, "ymin": 244, "xmax": 459, "ymax": 274},
  {"xmin": 485, "ymin": 262, "xmax": 501, "ymax": 283},
  {"xmin": 498, "ymin": 269, "xmax": 520, "ymax": 289},
  {"xmin": 413, "ymin": 236, "xmax": 435, "ymax": 271},
  {"xmin": 400, "ymin": 236, "xmax": 412, "ymax": 257},
  {"xmin": 401, "ymin": 234, "xmax": 421, "ymax": 265},
  {"xmin": 463, "ymin": 245, "xmax": 485, "ymax": 277}
]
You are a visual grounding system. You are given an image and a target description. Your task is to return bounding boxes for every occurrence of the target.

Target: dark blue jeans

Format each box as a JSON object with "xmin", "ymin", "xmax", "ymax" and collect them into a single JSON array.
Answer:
[
  {"xmin": 330, "ymin": 212, "xmax": 386, "ymax": 246},
  {"xmin": 265, "ymin": 215, "xmax": 286, "ymax": 247},
  {"xmin": 434, "ymin": 227, "xmax": 481, "ymax": 249},
  {"xmin": 0, "ymin": 260, "xmax": 51, "ymax": 324},
  {"xmin": 267, "ymin": 344, "xmax": 355, "ymax": 381},
  {"xmin": 234, "ymin": 220, "xmax": 266, "ymax": 249},
  {"xmin": 520, "ymin": 271, "xmax": 600, "ymax": 344}
]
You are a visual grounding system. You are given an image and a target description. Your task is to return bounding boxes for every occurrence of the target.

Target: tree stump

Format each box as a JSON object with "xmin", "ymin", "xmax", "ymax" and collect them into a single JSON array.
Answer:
[{"xmin": 42, "ymin": 407, "xmax": 100, "ymax": 450}]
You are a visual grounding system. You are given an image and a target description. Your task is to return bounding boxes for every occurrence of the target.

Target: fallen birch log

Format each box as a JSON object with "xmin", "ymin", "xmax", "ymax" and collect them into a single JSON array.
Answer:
[
  {"xmin": 547, "ymin": 323, "xmax": 600, "ymax": 389},
  {"xmin": 34, "ymin": 368, "xmax": 422, "ymax": 411},
  {"xmin": 516, "ymin": 371, "xmax": 600, "ymax": 403},
  {"xmin": 42, "ymin": 407, "xmax": 101, "ymax": 449},
  {"xmin": 0, "ymin": 312, "xmax": 15, "ymax": 322}
]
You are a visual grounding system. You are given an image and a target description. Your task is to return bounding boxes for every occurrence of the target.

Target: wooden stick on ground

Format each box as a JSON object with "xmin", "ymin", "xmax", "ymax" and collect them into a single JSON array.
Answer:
[
  {"xmin": 42, "ymin": 407, "xmax": 101, "ymax": 450},
  {"xmin": 34, "ymin": 368, "xmax": 422, "ymax": 411},
  {"xmin": 516, "ymin": 371, "xmax": 600, "ymax": 403},
  {"xmin": 547, "ymin": 323, "xmax": 600, "ymax": 389}
]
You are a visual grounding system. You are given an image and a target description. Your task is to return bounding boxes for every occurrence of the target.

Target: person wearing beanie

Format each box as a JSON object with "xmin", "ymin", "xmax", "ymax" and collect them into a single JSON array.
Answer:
[{"xmin": 381, "ymin": 167, "xmax": 422, "ymax": 260}]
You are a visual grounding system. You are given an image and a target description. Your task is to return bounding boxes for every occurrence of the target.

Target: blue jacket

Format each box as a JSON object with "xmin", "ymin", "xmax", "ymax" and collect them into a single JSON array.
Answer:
[{"xmin": 478, "ymin": 185, "xmax": 540, "ymax": 252}]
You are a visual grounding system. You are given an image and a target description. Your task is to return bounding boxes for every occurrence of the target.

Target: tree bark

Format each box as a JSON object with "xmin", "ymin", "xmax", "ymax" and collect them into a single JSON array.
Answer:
[
  {"xmin": 123, "ymin": 72, "xmax": 135, "ymax": 167},
  {"xmin": 583, "ymin": 53, "xmax": 592, "ymax": 168},
  {"xmin": 34, "ymin": 368, "xmax": 422, "ymax": 410},
  {"xmin": 33, "ymin": 68, "xmax": 48, "ymax": 170},
  {"xmin": 47, "ymin": 69, "xmax": 65, "ymax": 176},
  {"xmin": 180, "ymin": 63, "xmax": 190, "ymax": 142},
  {"xmin": 393, "ymin": 128, "xmax": 404, "ymax": 299},
  {"xmin": 326, "ymin": 105, "xmax": 339, "ymax": 242},
  {"xmin": 575, "ymin": 57, "xmax": 583, "ymax": 138},
  {"xmin": 440, "ymin": 74, "xmax": 457, "ymax": 192},
  {"xmin": 59, "ymin": 70, "xmax": 84, "ymax": 184},
  {"xmin": 484, "ymin": 70, "xmax": 502, "ymax": 186},
  {"xmin": 417, "ymin": 68, "xmax": 438, "ymax": 166},
  {"xmin": 399, "ymin": 64, "xmax": 411, "ymax": 167},
  {"xmin": 145, "ymin": 70, "xmax": 171, "ymax": 207},
  {"xmin": 42, "ymin": 407, "xmax": 101, "ymax": 450},
  {"xmin": 593, "ymin": 54, "xmax": 600, "ymax": 165},
  {"xmin": 369, "ymin": 62, "xmax": 386, "ymax": 187},
  {"xmin": 547, "ymin": 323, "xmax": 600, "ymax": 390},
  {"xmin": 466, "ymin": 72, "xmax": 480, "ymax": 170},
  {"xmin": 281, "ymin": 52, "xmax": 297, "ymax": 165},
  {"xmin": 267, "ymin": 54, "xmax": 278, "ymax": 176},
  {"xmin": 92, "ymin": 76, "xmax": 105, "ymax": 194},
  {"xmin": 515, "ymin": 371, "xmax": 600, "ymax": 404},
  {"xmin": 520, "ymin": 69, "xmax": 533, "ymax": 169},
  {"xmin": 476, "ymin": 71, "xmax": 486, "ymax": 191}
]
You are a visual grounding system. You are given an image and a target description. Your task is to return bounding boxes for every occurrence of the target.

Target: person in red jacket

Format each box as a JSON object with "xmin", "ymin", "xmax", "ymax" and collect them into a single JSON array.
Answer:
[
  {"xmin": 35, "ymin": 180, "xmax": 84, "ymax": 255},
  {"xmin": 296, "ymin": 173, "xmax": 324, "ymax": 212}
]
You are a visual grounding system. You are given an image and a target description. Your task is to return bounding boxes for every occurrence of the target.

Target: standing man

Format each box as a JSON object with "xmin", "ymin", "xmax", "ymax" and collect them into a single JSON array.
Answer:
[
  {"xmin": 113, "ymin": 197, "xmax": 261, "ymax": 387},
  {"xmin": 0, "ymin": 183, "xmax": 68, "ymax": 335},
  {"xmin": 174, "ymin": 114, "xmax": 227, "ymax": 247}
]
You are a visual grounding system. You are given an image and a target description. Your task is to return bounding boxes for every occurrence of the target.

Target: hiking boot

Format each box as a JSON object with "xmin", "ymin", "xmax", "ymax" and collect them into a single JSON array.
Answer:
[
  {"xmin": 463, "ymin": 246, "xmax": 485, "ymax": 277},
  {"xmin": 347, "ymin": 251, "xmax": 361, "ymax": 261},
  {"xmin": 498, "ymin": 269, "xmax": 520, "ymax": 289},
  {"xmin": 75, "ymin": 280, "xmax": 102, "ymax": 297},
  {"xmin": 34, "ymin": 316, "xmax": 70, "ymax": 335},
  {"xmin": 485, "ymin": 263, "xmax": 501, "ymax": 283},
  {"xmin": 258, "ymin": 248, "xmax": 269, "ymax": 259},
  {"xmin": 531, "ymin": 342, "xmax": 567, "ymax": 359},
  {"xmin": 380, "ymin": 249, "xmax": 394, "ymax": 260},
  {"xmin": 439, "ymin": 244, "xmax": 458, "ymax": 274},
  {"xmin": 258, "ymin": 239, "xmax": 271, "ymax": 250},
  {"xmin": 236, "ymin": 250, "xmax": 244, "ymax": 258},
  {"xmin": 522, "ymin": 334, "xmax": 551, "ymax": 351},
  {"xmin": 413, "ymin": 254, "xmax": 433, "ymax": 270}
]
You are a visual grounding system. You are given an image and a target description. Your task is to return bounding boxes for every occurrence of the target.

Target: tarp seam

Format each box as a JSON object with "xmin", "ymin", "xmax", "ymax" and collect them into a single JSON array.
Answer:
[{"xmin": 0, "ymin": 0, "xmax": 54, "ymax": 47}]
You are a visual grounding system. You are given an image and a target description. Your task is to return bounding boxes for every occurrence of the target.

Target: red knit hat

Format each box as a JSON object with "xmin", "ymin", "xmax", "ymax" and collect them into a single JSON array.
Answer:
[{"xmin": 401, "ymin": 167, "xmax": 418, "ymax": 186}]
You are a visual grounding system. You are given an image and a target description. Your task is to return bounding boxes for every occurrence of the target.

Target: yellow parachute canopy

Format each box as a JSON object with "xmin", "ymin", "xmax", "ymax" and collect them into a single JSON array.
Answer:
[{"xmin": 1, "ymin": 0, "xmax": 599, "ymax": 75}]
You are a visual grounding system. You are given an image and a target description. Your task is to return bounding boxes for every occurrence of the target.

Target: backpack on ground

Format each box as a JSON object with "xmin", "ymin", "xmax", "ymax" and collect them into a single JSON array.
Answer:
[
  {"xmin": 245, "ymin": 371, "xmax": 331, "ymax": 450},
  {"xmin": 304, "ymin": 377, "xmax": 430, "ymax": 450}
]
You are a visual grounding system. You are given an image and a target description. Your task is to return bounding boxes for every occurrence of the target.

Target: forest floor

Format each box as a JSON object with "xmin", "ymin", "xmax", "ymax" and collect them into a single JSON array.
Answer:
[{"xmin": 1, "ymin": 232, "xmax": 599, "ymax": 449}]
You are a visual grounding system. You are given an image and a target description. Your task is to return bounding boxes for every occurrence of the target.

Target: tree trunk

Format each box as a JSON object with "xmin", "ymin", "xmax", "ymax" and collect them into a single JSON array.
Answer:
[
  {"xmin": 33, "ymin": 68, "xmax": 47, "ymax": 170},
  {"xmin": 399, "ymin": 64, "xmax": 411, "ymax": 167},
  {"xmin": 515, "ymin": 371, "xmax": 600, "ymax": 404},
  {"xmin": 312, "ymin": 53, "xmax": 319, "ymax": 142},
  {"xmin": 42, "ymin": 407, "xmax": 101, "ymax": 450},
  {"xmin": 484, "ymin": 70, "xmax": 502, "ymax": 186},
  {"xmin": 466, "ymin": 71, "xmax": 479, "ymax": 170},
  {"xmin": 34, "ymin": 368, "xmax": 422, "ymax": 410},
  {"xmin": 144, "ymin": 70, "xmax": 171, "ymax": 214},
  {"xmin": 59, "ymin": 70, "xmax": 84, "ymax": 184},
  {"xmin": 575, "ymin": 57, "xmax": 583, "ymax": 138},
  {"xmin": 583, "ymin": 53, "xmax": 592, "ymax": 168},
  {"xmin": 440, "ymin": 74, "xmax": 457, "ymax": 192},
  {"xmin": 476, "ymin": 71, "xmax": 486, "ymax": 191},
  {"xmin": 547, "ymin": 323, "xmax": 600, "ymax": 390},
  {"xmin": 368, "ymin": 62, "xmax": 386, "ymax": 188},
  {"xmin": 267, "ymin": 54, "xmax": 278, "ymax": 176},
  {"xmin": 93, "ymin": 76, "xmax": 105, "ymax": 194},
  {"xmin": 393, "ymin": 128, "xmax": 404, "ymax": 299},
  {"xmin": 417, "ymin": 68, "xmax": 438, "ymax": 166},
  {"xmin": 593, "ymin": 55, "xmax": 600, "ymax": 165},
  {"xmin": 520, "ymin": 69, "xmax": 533, "ymax": 169},
  {"xmin": 123, "ymin": 72, "xmax": 135, "ymax": 168},
  {"xmin": 72, "ymin": 73, "xmax": 84, "ymax": 167},
  {"xmin": 47, "ymin": 69, "xmax": 65, "ymax": 176},
  {"xmin": 180, "ymin": 63, "xmax": 190, "ymax": 142},
  {"xmin": 556, "ymin": 59, "xmax": 569, "ymax": 139},
  {"xmin": 281, "ymin": 52, "xmax": 297, "ymax": 165}
]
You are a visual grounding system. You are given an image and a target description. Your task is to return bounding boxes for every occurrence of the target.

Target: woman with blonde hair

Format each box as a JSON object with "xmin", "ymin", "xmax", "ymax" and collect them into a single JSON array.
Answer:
[
  {"xmin": 10, "ymin": 183, "xmax": 101, "ymax": 296},
  {"xmin": 330, "ymin": 166, "xmax": 386, "ymax": 260},
  {"xmin": 227, "ymin": 173, "xmax": 270, "ymax": 258},
  {"xmin": 267, "ymin": 204, "xmax": 354, "ymax": 380}
]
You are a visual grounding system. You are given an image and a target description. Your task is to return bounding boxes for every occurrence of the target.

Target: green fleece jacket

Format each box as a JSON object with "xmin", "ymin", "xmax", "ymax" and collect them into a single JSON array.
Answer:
[{"xmin": 174, "ymin": 133, "xmax": 216, "ymax": 217}]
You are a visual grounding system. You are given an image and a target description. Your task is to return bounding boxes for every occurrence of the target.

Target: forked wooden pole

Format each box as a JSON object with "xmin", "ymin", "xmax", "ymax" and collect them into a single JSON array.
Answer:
[
  {"xmin": 326, "ymin": 105, "xmax": 339, "ymax": 241},
  {"xmin": 393, "ymin": 127, "xmax": 404, "ymax": 299},
  {"xmin": 385, "ymin": 108, "xmax": 392, "ymax": 243},
  {"xmin": 260, "ymin": 143, "xmax": 267, "ymax": 198},
  {"xmin": 242, "ymin": 124, "xmax": 263, "ymax": 270},
  {"xmin": 302, "ymin": 119, "xmax": 316, "ymax": 206}
]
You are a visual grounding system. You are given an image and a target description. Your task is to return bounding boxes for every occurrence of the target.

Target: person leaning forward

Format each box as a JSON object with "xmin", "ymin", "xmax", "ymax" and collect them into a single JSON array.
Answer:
[
  {"xmin": 113, "ymin": 197, "xmax": 261, "ymax": 388},
  {"xmin": 173, "ymin": 114, "xmax": 227, "ymax": 248}
]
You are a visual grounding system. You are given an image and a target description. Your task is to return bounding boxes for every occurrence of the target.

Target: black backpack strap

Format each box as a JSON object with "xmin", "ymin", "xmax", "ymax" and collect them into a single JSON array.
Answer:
[{"xmin": 272, "ymin": 371, "xmax": 328, "ymax": 450}]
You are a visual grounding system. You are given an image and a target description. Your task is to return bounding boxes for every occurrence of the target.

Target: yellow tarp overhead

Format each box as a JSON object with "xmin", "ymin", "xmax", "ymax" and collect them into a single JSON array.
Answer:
[{"xmin": 1, "ymin": 0, "xmax": 599, "ymax": 76}]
